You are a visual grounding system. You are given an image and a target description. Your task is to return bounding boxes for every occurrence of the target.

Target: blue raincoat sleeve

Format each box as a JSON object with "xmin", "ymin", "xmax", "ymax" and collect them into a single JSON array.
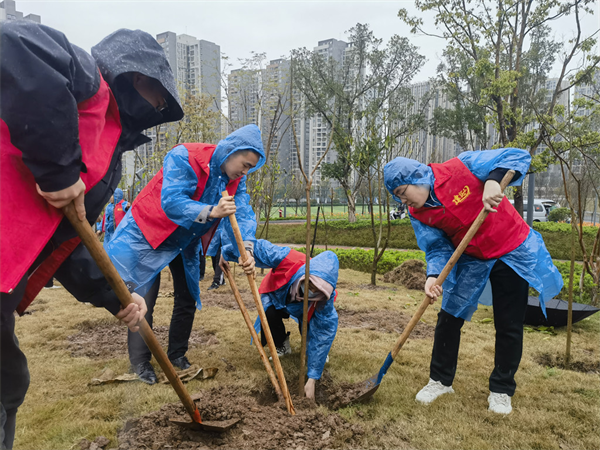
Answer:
[
  {"xmin": 410, "ymin": 216, "xmax": 455, "ymax": 277},
  {"xmin": 161, "ymin": 145, "xmax": 213, "ymax": 229},
  {"xmin": 252, "ymin": 239, "xmax": 291, "ymax": 269},
  {"xmin": 104, "ymin": 203, "xmax": 115, "ymax": 234},
  {"xmin": 221, "ymin": 177, "xmax": 258, "ymax": 259},
  {"xmin": 457, "ymin": 148, "xmax": 530, "ymax": 185}
]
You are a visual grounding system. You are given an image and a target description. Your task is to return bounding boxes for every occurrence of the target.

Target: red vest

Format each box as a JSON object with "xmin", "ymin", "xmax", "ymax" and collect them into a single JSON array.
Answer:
[
  {"xmin": 114, "ymin": 199, "xmax": 126, "ymax": 228},
  {"xmin": 258, "ymin": 250, "xmax": 337, "ymax": 323},
  {"xmin": 409, "ymin": 157, "xmax": 530, "ymax": 260},
  {"xmin": 1, "ymin": 75, "xmax": 121, "ymax": 298},
  {"xmin": 259, "ymin": 250, "xmax": 307, "ymax": 294},
  {"xmin": 130, "ymin": 143, "xmax": 241, "ymax": 254}
]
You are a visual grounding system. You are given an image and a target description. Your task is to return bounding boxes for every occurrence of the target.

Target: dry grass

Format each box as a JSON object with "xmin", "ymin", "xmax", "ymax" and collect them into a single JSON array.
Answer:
[{"xmin": 13, "ymin": 267, "xmax": 600, "ymax": 450}]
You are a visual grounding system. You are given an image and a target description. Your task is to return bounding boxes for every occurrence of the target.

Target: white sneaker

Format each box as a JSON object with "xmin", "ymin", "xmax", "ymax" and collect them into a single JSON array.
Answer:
[
  {"xmin": 325, "ymin": 354, "xmax": 330, "ymax": 364},
  {"xmin": 488, "ymin": 392, "xmax": 512, "ymax": 414},
  {"xmin": 415, "ymin": 378, "xmax": 455, "ymax": 404}
]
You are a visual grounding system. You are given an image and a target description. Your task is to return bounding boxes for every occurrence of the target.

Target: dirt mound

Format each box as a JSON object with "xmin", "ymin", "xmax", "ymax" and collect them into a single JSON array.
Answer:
[
  {"xmin": 338, "ymin": 309, "xmax": 434, "ymax": 339},
  {"xmin": 116, "ymin": 385, "xmax": 363, "ymax": 450},
  {"xmin": 67, "ymin": 322, "xmax": 218, "ymax": 359},
  {"xmin": 383, "ymin": 259, "xmax": 426, "ymax": 290},
  {"xmin": 535, "ymin": 352, "xmax": 600, "ymax": 375}
]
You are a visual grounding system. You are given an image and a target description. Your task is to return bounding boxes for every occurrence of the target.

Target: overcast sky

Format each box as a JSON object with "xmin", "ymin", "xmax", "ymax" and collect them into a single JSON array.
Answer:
[{"xmin": 16, "ymin": 0, "xmax": 600, "ymax": 82}]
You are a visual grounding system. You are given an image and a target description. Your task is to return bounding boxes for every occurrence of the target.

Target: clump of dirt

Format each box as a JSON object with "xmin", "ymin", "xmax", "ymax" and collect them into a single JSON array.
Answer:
[
  {"xmin": 79, "ymin": 436, "xmax": 110, "ymax": 450},
  {"xmin": 116, "ymin": 385, "xmax": 364, "ymax": 450},
  {"xmin": 338, "ymin": 309, "xmax": 434, "ymax": 338},
  {"xmin": 314, "ymin": 372, "xmax": 376, "ymax": 410},
  {"xmin": 383, "ymin": 259, "xmax": 426, "ymax": 290},
  {"xmin": 535, "ymin": 352, "xmax": 600, "ymax": 375},
  {"xmin": 67, "ymin": 322, "xmax": 218, "ymax": 359}
]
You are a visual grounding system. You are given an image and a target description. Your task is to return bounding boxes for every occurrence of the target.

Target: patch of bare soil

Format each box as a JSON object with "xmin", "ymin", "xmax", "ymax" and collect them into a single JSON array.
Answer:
[
  {"xmin": 67, "ymin": 322, "xmax": 218, "ymax": 359},
  {"xmin": 115, "ymin": 385, "xmax": 364, "ymax": 450},
  {"xmin": 338, "ymin": 309, "xmax": 434, "ymax": 339},
  {"xmin": 535, "ymin": 352, "xmax": 600, "ymax": 375},
  {"xmin": 314, "ymin": 372, "xmax": 377, "ymax": 410},
  {"xmin": 383, "ymin": 259, "xmax": 426, "ymax": 290},
  {"xmin": 199, "ymin": 287, "xmax": 256, "ymax": 311}
]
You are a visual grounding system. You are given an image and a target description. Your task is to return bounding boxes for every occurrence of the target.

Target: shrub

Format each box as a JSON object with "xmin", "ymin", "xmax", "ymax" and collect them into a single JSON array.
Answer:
[{"xmin": 548, "ymin": 207, "xmax": 571, "ymax": 223}]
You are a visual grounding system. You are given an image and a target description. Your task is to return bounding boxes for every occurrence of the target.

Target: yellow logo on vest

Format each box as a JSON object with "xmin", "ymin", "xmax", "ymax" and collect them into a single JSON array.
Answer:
[{"xmin": 453, "ymin": 186, "xmax": 471, "ymax": 205}]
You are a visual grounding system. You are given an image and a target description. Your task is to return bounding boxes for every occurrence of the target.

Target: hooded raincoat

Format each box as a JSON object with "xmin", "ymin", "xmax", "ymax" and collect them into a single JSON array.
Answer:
[
  {"xmin": 0, "ymin": 22, "xmax": 182, "ymax": 313},
  {"xmin": 383, "ymin": 148, "xmax": 563, "ymax": 320},
  {"xmin": 107, "ymin": 125, "xmax": 266, "ymax": 308},
  {"xmin": 223, "ymin": 240, "xmax": 339, "ymax": 380}
]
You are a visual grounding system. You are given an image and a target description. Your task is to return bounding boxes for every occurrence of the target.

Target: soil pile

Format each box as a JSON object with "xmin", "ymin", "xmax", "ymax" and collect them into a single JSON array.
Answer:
[
  {"xmin": 116, "ymin": 385, "xmax": 363, "ymax": 450},
  {"xmin": 383, "ymin": 259, "xmax": 426, "ymax": 290},
  {"xmin": 67, "ymin": 323, "xmax": 218, "ymax": 359},
  {"xmin": 338, "ymin": 309, "xmax": 434, "ymax": 338}
]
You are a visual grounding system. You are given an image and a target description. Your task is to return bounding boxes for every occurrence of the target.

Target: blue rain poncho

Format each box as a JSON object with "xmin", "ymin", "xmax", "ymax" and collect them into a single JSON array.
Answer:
[
  {"xmin": 106, "ymin": 125, "xmax": 266, "ymax": 308},
  {"xmin": 105, "ymin": 188, "xmax": 125, "ymax": 236},
  {"xmin": 233, "ymin": 240, "xmax": 339, "ymax": 380},
  {"xmin": 383, "ymin": 148, "xmax": 563, "ymax": 320}
]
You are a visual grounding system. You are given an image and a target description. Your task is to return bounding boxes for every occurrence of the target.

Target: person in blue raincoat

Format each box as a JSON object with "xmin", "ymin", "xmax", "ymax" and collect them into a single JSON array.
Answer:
[
  {"xmin": 107, "ymin": 124, "xmax": 265, "ymax": 384},
  {"xmin": 102, "ymin": 194, "xmax": 115, "ymax": 248},
  {"xmin": 384, "ymin": 148, "xmax": 563, "ymax": 415},
  {"xmin": 104, "ymin": 188, "xmax": 124, "ymax": 244},
  {"xmin": 222, "ymin": 239, "xmax": 339, "ymax": 399}
]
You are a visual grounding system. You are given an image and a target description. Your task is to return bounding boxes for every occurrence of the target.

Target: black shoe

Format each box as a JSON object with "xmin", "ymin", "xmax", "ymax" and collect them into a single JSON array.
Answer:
[
  {"xmin": 208, "ymin": 281, "xmax": 221, "ymax": 290},
  {"xmin": 130, "ymin": 361, "xmax": 157, "ymax": 385},
  {"xmin": 199, "ymin": 276, "xmax": 205, "ymax": 281},
  {"xmin": 170, "ymin": 355, "xmax": 191, "ymax": 370}
]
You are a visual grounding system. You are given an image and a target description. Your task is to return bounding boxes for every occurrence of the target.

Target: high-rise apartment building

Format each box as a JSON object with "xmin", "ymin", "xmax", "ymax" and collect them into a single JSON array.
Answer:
[
  {"xmin": 0, "ymin": 0, "xmax": 40, "ymax": 22},
  {"xmin": 123, "ymin": 31, "xmax": 222, "ymax": 195}
]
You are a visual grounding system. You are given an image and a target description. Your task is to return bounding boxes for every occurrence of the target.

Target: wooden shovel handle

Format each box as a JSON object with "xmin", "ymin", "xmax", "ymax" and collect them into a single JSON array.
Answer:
[
  {"xmin": 222, "ymin": 264, "xmax": 284, "ymax": 402},
  {"xmin": 390, "ymin": 170, "xmax": 515, "ymax": 359},
  {"xmin": 62, "ymin": 203, "xmax": 201, "ymax": 424},
  {"xmin": 221, "ymin": 191, "xmax": 296, "ymax": 415}
]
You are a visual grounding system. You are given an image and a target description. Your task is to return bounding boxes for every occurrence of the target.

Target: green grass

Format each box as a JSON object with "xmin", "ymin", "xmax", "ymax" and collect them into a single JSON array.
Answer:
[{"xmin": 13, "ymin": 267, "xmax": 600, "ymax": 449}]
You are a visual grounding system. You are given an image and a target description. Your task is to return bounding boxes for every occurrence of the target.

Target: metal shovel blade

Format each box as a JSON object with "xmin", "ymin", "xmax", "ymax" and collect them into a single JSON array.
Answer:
[
  {"xmin": 169, "ymin": 417, "xmax": 240, "ymax": 433},
  {"xmin": 337, "ymin": 353, "xmax": 393, "ymax": 408}
]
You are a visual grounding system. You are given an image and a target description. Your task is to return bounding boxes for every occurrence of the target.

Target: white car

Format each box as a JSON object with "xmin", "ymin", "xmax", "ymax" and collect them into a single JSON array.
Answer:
[{"xmin": 509, "ymin": 199, "xmax": 548, "ymax": 222}]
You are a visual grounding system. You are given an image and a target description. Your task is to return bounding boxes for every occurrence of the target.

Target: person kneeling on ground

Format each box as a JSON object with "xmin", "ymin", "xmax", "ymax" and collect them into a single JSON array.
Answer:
[
  {"xmin": 107, "ymin": 125, "xmax": 264, "ymax": 384},
  {"xmin": 383, "ymin": 148, "xmax": 563, "ymax": 415},
  {"xmin": 222, "ymin": 239, "xmax": 339, "ymax": 400}
]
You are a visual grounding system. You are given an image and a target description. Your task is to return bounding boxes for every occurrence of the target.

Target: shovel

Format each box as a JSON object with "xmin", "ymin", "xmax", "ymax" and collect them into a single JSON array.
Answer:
[
  {"xmin": 62, "ymin": 202, "xmax": 239, "ymax": 433},
  {"xmin": 221, "ymin": 191, "xmax": 296, "ymax": 415},
  {"xmin": 342, "ymin": 170, "xmax": 516, "ymax": 406}
]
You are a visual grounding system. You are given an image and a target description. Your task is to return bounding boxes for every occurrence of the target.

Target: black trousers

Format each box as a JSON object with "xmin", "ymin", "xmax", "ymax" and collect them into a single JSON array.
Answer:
[
  {"xmin": 260, "ymin": 306, "xmax": 291, "ymax": 347},
  {"xmin": 200, "ymin": 248, "xmax": 223, "ymax": 284},
  {"xmin": 128, "ymin": 254, "xmax": 196, "ymax": 365},
  {"xmin": 430, "ymin": 260, "xmax": 529, "ymax": 396}
]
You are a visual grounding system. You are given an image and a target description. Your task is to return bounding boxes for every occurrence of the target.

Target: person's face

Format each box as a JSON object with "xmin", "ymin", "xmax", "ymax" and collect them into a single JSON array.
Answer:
[
  {"xmin": 131, "ymin": 73, "xmax": 168, "ymax": 111},
  {"xmin": 222, "ymin": 151, "xmax": 260, "ymax": 180},
  {"xmin": 110, "ymin": 195, "xmax": 114, "ymax": 204},
  {"xmin": 393, "ymin": 184, "xmax": 430, "ymax": 208}
]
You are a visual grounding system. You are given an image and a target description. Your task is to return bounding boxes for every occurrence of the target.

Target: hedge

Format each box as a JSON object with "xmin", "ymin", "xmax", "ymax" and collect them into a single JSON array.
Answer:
[
  {"xmin": 293, "ymin": 247, "xmax": 597, "ymax": 304},
  {"xmin": 259, "ymin": 220, "xmax": 597, "ymax": 260}
]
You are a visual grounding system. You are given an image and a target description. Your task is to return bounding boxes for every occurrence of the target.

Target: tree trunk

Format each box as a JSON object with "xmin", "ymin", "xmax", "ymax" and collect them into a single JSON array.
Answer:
[
  {"xmin": 347, "ymin": 194, "xmax": 357, "ymax": 223},
  {"xmin": 514, "ymin": 185, "xmax": 524, "ymax": 216},
  {"xmin": 299, "ymin": 186, "xmax": 311, "ymax": 397},
  {"xmin": 566, "ymin": 210, "xmax": 576, "ymax": 368}
]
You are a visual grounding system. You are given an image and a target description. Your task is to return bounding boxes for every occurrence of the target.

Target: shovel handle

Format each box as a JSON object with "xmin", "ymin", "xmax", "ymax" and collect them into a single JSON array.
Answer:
[
  {"xmin": 390, "ymin": 170, "xmax": 515, "ymax": 359},
  {"xmin": 62, "ymin": 202, "xmax": 201, "ymax": 424},
  {"xmin": 222, "ymin": 264, "xmax": 284, "ymax": 402},
  {"xmin": 221, "ymin": 191, "xmax": 296, "ymax": 415}
]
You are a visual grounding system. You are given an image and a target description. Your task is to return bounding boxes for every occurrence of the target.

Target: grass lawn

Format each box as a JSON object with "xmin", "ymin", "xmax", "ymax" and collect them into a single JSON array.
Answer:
[{"xmin": 13, "ymin": 267, "xmax": 600, "ymax": 449}]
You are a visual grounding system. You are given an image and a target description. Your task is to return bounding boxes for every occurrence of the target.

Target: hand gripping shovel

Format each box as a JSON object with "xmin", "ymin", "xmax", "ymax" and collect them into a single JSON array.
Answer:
[
  {"xmin": 343, "ymin": 170, "xmax": 515, "ymax": 406},
  {"xmin": 62, "ymin": 202, "xmax": 239, "ymax": 433},
  {"xmin": 221, "ymin": 191, "xmax": 296, "ymax": 415}
]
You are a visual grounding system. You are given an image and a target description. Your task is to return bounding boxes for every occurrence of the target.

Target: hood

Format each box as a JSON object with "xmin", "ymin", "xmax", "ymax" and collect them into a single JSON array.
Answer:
[
  {"xmin": 114, "ymin": 188, "xmax": 124, "ymax": 203},
  {"xmin": 291, "ymin": 251, "xmax": 339, "ymax": 293},
  {"xmin": 91, "ymin": 29, "xmax": 183, "ymax": 125},
  {"xmin": 211, "ymin": 124, "xmax": 266, "ymax": 178},
  {"xmin": 384, "ymin": 157, "xmax": 435, "ymax": 203}
]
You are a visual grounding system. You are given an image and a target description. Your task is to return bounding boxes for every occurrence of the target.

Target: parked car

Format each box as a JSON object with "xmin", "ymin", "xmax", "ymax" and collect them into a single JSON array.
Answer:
[
  {"xmin": 510, "ymin": 199, "xmax": 548, "ymax": 222},
  {"xmin": 536, "ymin": 198, "xmax": 559, "ymax": 215}
]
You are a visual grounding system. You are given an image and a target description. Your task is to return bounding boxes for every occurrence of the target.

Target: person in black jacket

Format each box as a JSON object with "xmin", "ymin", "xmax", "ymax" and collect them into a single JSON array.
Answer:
[{"xmin": 0, "ymin": 21, "xmax": 183, "ymax": 450}]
